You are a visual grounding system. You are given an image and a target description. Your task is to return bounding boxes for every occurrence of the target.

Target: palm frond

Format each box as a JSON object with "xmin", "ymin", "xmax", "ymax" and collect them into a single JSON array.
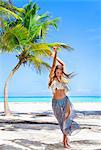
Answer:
[
  {"xmin": 30, "ymin": 3, "xmax": 40, "ymax": 16},
  {"xmin": 28, "ymin": 55, "xmax": 50, "ymax": 73},
  {"xmin": 28, "ymin": 43, "xmax": 52, "ymax": 56},
  {"xmin": 0, "ymin": 0, "xmax": 24, "ymax": 14},
  {"xmin": 1, "ymin": 24, "xmax": 29, "ymax": 52},
  {"xmin": 25, "ymin": 42, "xmax": 73, "ymax": 58},
  {"xmin": 36, "ymin": 18, "xmax": 59, "ymax": 40},
  {"xmin": 48, "ymin": 42, "xmax": 73, "ymax": 50},
  {"xmin": 36, "ymin": 13, "xmax": 50, "ymax": 21},
  {"xmin": 0, "ymin": 17, "xmax": 8, "ymax": 33},
  {"xmin": 0, "ymin": 6, "xmax": 22, "ymax": 20}
]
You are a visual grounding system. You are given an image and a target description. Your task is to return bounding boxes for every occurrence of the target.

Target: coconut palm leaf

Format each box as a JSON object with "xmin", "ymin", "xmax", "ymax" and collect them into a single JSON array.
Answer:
[
  {"xmin": 30, "ymin": 17, "xmax": 59, "ymax": 40},
  {"xmin": 20, "ymin": 2, "xmax": 39, "ymax": 29},
  {"xmin": 1, "ymin": 24, "xmax": 29, "ymax": 52},
  {"xmin": 0, "ymin": 6, "xmax": 22, "ymax": 20},
  {"xmin": 36, "ymin": 18, "xmax": 59, "ymax": 40},
  {"xmin": 0, "ymin": 0, "xmax": 24, "ymax": 32},
  {"xmin": 28, "ymin": 43, "xmax": 52, "ymax": 56},
  {"xmin": 0, "ymin": 17, "xmax": 8, "ymax": 29},
  {"xmin": 36, "ymin": 13, "xmax": 50, "ymax": 22},
  {"xmin": 0, "ymin": 0, "xmax": 24, "ymax": 14},
  {"xmin": 28, "ymin": 55, "xmax": 50, "ymax": 73},
  {"xmin": 48, "ymin": 42, "xmax": 73, "ymax": 50}
]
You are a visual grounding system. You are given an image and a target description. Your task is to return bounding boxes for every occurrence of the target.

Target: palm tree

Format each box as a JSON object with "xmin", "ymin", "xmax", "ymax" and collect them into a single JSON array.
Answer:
[{"xmin": 1, "ymin": 2, "xmax": 72, "ymax": 116}]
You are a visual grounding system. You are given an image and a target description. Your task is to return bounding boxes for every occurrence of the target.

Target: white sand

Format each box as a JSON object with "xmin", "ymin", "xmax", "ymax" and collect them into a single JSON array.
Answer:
[{"xmin": 0, "ymin": 102, "xmax": 101, "ymax": 150}]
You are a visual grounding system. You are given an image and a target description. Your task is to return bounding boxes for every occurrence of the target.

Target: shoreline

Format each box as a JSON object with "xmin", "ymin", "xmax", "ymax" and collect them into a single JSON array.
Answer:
[{"xmin": 0, "ymin": 96, "xmax": 101, "ymax": 103}]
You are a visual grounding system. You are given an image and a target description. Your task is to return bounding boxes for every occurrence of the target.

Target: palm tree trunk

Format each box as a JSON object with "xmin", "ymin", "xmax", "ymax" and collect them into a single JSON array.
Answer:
[{"xmin": 4, "ymin": 61, "xmax": 22, "ymax": 116}]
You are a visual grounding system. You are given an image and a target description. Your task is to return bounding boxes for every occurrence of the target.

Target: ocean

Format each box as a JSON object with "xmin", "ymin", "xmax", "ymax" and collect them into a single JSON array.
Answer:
[{"xmin": 0, "ymin": 96, "xmax": 101, "ymax": 102}]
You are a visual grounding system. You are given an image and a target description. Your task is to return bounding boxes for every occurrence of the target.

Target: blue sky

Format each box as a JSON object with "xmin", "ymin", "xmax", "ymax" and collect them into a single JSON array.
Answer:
[{"xmin": 0, "ymin": 0, "xmax": 101, "ymax": 96}]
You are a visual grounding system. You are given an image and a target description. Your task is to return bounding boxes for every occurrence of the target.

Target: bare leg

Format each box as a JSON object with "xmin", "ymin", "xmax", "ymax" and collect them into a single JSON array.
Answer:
[
  {"xmin": 65, "ymin": 135, "xmax": 71, "ymax": 147},
  {"xmin": 64, "ymin": 103, "xmax": 71, "ymax": 120},
  {"xmin": 63, "ymin": 133, "xmax": 71, "ymax": 148},
  {"xmin": 63, "ymin": 134, "xmax": 68, "ymax": 148},
  {"xmin": 63, "ymin": 104, "xmax": 71, "ymax": 148}
]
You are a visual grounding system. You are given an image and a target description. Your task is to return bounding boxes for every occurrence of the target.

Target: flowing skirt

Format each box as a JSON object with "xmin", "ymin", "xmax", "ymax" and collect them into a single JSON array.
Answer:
[{"xmin": 52, "ymin": 96, "xmax": 80, "ymax": 136}]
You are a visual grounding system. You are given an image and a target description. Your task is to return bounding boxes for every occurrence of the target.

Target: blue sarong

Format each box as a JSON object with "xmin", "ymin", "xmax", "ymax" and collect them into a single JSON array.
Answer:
[{"xmin": 52, "ymin": 96, "xmax": 80, "ymax": 136}]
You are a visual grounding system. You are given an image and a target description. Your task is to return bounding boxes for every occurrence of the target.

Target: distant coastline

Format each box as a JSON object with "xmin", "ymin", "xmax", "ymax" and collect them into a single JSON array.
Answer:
[
  {"xmin": 0, "ymin": 96, "xmax": 100, "ymax": 98},
  {"xmin": 0, "ymin": 96, "xmax": 101, "ymax": 102}
]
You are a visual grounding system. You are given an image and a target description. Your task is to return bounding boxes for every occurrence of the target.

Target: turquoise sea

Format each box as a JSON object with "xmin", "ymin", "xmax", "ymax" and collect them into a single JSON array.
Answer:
[{"xmin": 0, "ymin": 96, "xmax": 101, "ymax": 102}]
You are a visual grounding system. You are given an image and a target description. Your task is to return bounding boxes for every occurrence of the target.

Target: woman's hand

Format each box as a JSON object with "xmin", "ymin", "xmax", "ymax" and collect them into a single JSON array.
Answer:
[
  {"xmin": 53, "ymin": 46, "xmax": 58, "ymax": 52},
  {"xmin": 50, "ymin": 46, "xmax": 58, "ymax": 57}
]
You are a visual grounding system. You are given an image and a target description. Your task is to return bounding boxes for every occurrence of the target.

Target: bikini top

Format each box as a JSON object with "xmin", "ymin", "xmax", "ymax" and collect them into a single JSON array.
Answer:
[{"xmin": 50, "ymin": 79, "xmax": 69, "ymax": 94}]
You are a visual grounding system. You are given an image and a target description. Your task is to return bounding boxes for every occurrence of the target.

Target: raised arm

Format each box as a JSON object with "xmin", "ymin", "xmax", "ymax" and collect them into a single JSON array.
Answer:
[
  {"xmin": 50, "ymin": 51, "xmax": 64, "ymax": 66},
  {"xmin": 50, "ymin": 51, "xmax": 65, "ymax": 74},
  {"xmin": 49, "ymin": 47, "xmax": 57, "ymax": 79},
  {"xmin": 56, "ymin": 57, "xmax": 65, "ymax": 66}
]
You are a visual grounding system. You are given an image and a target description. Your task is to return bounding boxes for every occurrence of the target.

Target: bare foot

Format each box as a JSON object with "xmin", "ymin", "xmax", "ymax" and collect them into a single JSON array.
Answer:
[
  {"xmin": 65, "ymin": 135, "xmax": 71, "ymax": 148},
  {"xmin": 63, "ymin": 140, "xmax": 68, "ymax": 148},
  {"xmin": 63, "ymin": 135, "xmax": 70, "ymax": 148}
]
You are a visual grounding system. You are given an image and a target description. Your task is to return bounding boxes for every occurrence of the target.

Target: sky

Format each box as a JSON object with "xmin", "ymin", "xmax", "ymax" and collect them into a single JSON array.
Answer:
[{"xmin": 0, "ymin": 0, "xmax": 101, "ymax": 96}]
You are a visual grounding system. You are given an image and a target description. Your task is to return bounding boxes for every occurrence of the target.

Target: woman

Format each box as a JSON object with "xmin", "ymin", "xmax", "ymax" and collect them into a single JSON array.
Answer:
[{"xmin": 48, "ymin": 46, "xmax": 80, "ymax": 148}]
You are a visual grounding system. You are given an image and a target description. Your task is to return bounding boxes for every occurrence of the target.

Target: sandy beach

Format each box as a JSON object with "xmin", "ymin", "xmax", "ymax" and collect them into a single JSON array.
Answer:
[{"xmin": 0, "ymin": 102, "xmax": 101, "ymax": 150}]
